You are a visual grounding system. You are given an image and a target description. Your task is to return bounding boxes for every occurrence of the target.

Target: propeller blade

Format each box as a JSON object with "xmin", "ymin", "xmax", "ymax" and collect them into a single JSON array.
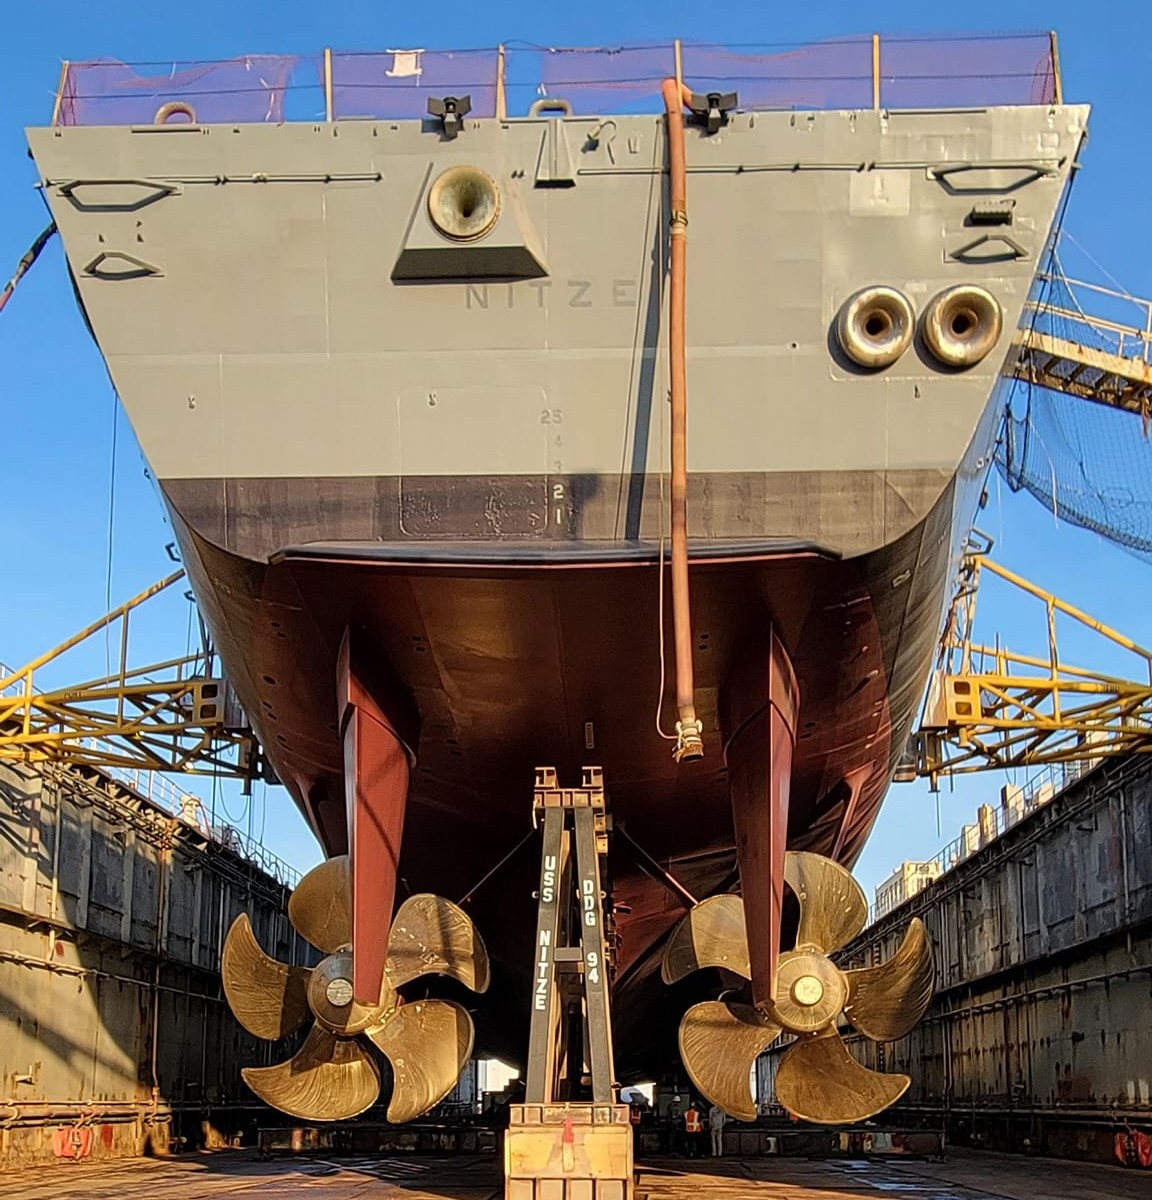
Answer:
[
  {"xmin": 774, "ymin": 1029, "xmax": 909, "ymax": 1125},
  {"xmin": 844, "ymin": 917, "xmax": 935, "ymax": 1041},
  {"xmin": 241, "ymin": 1023, "xmax": 381, "ymax": 1121},
  {"xmin": 367, "ymin": 999, "xmax": 475, "ymax": 1123},
  {"xmin": 785, "ymin": 851, "xmax": 867, "ymax": 955},
  {"xmin": 221, "ymin": 914, "xmax": 311, "ymax": 1041},
  {"xmin": 288, "ymin": 854, "xmax": 352, "ymax": 953},
  {"xmin": 386, "ymin": 894, "xmax": 491, "ymax": 993},
  {"xmin": 661, "ymin": 894, "xmax": 750, "ymax": 984},
  {"xmin": 678, "ymin": 1000, "xmax": 781, "ymax": 1121}
]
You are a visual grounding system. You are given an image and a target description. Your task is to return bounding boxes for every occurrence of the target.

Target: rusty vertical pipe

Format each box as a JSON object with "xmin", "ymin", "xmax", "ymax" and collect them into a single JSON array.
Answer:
[{"xmin": 661, "ymin": 78, "xmax": 703, "ymax": 762}]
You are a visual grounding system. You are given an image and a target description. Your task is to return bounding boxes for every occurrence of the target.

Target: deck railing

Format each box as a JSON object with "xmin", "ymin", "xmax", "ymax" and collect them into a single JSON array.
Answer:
[
  {"xmin": 52, "ymin": 32, "xmax": 1063, "ymax": 128},
  {"xmin": 868, "ymin": 758, "xmax": 1096, "ymax": 924},
  {"xmin": 104, "ymin": 762, "xmax": 302, "ymax": 888},
  {"xmin": 1027, "ymin": 271, "xmax": 1152, "ymax": 367}
]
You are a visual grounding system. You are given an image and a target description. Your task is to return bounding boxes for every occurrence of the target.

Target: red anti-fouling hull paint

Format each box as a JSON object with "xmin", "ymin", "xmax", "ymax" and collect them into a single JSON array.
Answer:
[{"xmin": 169, "ymin": 480, "xmax": 950, "ymax": 1075}]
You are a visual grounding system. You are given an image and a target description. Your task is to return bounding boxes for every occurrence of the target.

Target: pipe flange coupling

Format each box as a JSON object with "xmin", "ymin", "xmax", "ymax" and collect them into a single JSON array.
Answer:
[
  {"xmin": 922, "ymin": 284, "xmax": 1003, "ymax": 368},
  {"xmin": 674, "ymin": 718, "xmax": 704, "ymax": 762},
  {"xmin": 835, "ymin": 286, "xmax": 916, "ymax": 369},
  {"xmin": 427, "ymin": 165, "xmax": 501, "ymax": 242}
]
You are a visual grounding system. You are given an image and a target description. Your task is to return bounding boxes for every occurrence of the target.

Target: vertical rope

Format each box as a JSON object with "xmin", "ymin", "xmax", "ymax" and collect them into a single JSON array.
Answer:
[{"xmin": 103, "ymin": 401, "xmax": 119, "ymax": 675}]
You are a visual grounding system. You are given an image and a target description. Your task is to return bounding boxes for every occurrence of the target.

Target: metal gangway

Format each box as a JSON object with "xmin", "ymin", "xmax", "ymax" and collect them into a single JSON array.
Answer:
[{"xmin": 1012, "ymin": 269, "xmax": 1152, "ymax": 420}]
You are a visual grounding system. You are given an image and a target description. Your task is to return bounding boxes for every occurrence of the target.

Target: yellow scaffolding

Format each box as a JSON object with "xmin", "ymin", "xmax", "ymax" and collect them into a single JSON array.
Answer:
[
  {"xmin": 912, "ymin": 536, "xmax": 1152, "ymax": 786},
  {"xmin": 0, "ymin": 573, "xmax": 261, "ymax": 779}
]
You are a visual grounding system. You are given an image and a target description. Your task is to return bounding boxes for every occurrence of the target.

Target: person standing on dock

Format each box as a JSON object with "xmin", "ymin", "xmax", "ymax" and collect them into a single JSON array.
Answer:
[
  {"xmin": 708, "ymin": 1103, "xmax": 726, "ymax": 1157},
  {"xmin": 683, "ymin": 1101, "xmax": 703, "ymax": 1157},
  {"xmin": 666, "ymin": 1099, "xmax": 682, "ymax": 1155}
]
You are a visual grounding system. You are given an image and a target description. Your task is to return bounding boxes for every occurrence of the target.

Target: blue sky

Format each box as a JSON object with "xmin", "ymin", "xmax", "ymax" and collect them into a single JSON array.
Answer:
[{"xmin": 3, "ymin": 1, "xmax": 1152, "ymax": 901}]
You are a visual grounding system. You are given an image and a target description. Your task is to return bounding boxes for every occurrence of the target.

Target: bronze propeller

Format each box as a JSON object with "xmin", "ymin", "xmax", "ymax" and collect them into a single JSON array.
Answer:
[
  {"xmin": 663, "ymin": 850, "xmax": 933, "ymax": 1125},
  {"xmin": 222, "ymin": 854, "xmax": 489, "ymax": 1123}
]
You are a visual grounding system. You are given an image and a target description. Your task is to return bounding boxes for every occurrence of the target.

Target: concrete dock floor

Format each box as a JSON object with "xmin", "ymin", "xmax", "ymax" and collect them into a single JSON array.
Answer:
[{"xmin": 4, "ymin": 1149, "xmax": 1146, "ymax": 1200}]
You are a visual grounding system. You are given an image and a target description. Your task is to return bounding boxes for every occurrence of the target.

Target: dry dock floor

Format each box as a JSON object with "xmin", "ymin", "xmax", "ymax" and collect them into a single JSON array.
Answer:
[{"xmin": 4, "ymin": 1149, "xmax": 1145, "ymax": 1200}]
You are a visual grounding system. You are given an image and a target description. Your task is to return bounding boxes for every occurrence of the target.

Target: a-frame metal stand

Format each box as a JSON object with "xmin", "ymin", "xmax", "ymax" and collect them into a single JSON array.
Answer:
[
  {"xmin": 525, "ymin": 766, "xmax": 616, "ymax": 1105},
  {"xmin": 505, "ymin": 767, "xmax": 632, "ymax": 1200}
]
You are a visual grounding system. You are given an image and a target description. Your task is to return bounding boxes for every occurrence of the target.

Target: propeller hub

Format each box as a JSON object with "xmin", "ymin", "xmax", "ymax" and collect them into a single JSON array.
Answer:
[
  {"xmin": 772, "ymin": 950, "xmax": 846, "ymax": 1033},
  {"xmin": 308, "ymin": 951, "xmax": 396, "ymax": 1036},
  {"xmin": 791, "ymin": 974, "xmax": 825, "ymax": 1007},
  {"xmin": 326, "ymin": 977, "xmax": 355, "ymax": 1007}
]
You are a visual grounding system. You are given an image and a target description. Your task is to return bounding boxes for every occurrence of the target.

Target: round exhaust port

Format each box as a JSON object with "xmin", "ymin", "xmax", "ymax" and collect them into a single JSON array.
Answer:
[
  {"xmin": 835, "ymin": 286, "xmax": 915, "ymax": 369},
  {"xmin": 427, "ymin": 165, "xmax": 501, "ymax": 242},
  {"xmin": 922, "ymin": 284, "xmax": 1003, "ymax": 368}
]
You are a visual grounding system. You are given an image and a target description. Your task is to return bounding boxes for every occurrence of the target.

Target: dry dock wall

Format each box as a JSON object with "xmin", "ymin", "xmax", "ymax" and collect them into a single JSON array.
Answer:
[
  {"xmin": 0, "ymin": 758, "xmax": 310, "ymax": 1167},
  {"xmin": 763, "ymin": 755, "xmax": 1152, "ymax": 1164}
]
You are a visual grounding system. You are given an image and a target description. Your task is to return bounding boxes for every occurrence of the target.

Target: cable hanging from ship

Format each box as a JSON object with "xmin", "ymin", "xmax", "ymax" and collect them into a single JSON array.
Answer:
[{"xmin": 662, "ymin": 67, "xmax": 704, "ymax": 763}]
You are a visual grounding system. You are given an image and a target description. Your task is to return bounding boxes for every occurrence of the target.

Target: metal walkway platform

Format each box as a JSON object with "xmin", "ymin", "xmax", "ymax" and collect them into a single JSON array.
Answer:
[
  {"xmin": 1013, "ymin": 272, "xmax": 1152, "ymax": 417},
  {"xmin": 4, "ymin": 1151, "xmax": 1146, "ymax": 1200}
]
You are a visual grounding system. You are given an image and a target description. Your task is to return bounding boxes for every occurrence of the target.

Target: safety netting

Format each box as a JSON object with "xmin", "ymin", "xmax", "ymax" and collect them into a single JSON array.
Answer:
[
  {"xmin": 56, "ymin": 56, "xmax": 323, "ymax": 126},
  {"xmin": 54, "ymin": 33, "xmax": 1060, "ymax": 125},
  {"xmin": 518, "ymin": 40, "xmax": 876, "ymax": 114},
  {"xmin": 525, "ymin": 44, "xmax": 677, "ymax": 115},
  {"xmin": 330, "ymin": 49, "xmax": 500, "ymax": 120},
  {"xmin": 879, "ymin": 34, "xmax": 1058, "ymax": 108},
  {"xmin": 684, "ymin": 41, "xmax": 874, "ymax": 111},
  {"xmin": 998, "ymin": 262, "xmax": 1152, "ymax": 564}
]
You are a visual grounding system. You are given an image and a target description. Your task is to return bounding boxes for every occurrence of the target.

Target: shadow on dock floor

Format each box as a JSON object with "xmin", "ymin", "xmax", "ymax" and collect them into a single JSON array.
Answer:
[{"xmin": 2, "ymin": 1147, "xmax": 1146, "ymax": 1200}]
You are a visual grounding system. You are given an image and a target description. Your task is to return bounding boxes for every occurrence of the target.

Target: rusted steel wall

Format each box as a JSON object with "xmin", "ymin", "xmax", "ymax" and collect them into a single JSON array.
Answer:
[
  {"xmin": 762, "ymin": 755, "xmax": 1152, "ymax": 1164},
  {"xmin": 0, "ymin": 759, "xmax": 309, "ymax": 1168}
]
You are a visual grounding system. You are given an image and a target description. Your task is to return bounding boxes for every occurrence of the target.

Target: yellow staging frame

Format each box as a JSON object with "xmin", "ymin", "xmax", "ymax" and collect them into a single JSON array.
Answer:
[
  {"xmin": 913, "ymin": 540, "xmax": 1152, "ymax": 785},
  {"xmin": 0, "ymin": 572, "xmax": 259, "ymax": 779}
]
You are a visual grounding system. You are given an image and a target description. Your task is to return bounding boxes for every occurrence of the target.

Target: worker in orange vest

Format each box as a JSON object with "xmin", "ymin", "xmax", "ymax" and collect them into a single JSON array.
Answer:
[
  {"xmin": 683, "ymin": 1101, "xmax": 703, "ymax": 1157},
  {"xmin": 628, "ymin": 1102, "xmax": 643, "ymax": 1153}
]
